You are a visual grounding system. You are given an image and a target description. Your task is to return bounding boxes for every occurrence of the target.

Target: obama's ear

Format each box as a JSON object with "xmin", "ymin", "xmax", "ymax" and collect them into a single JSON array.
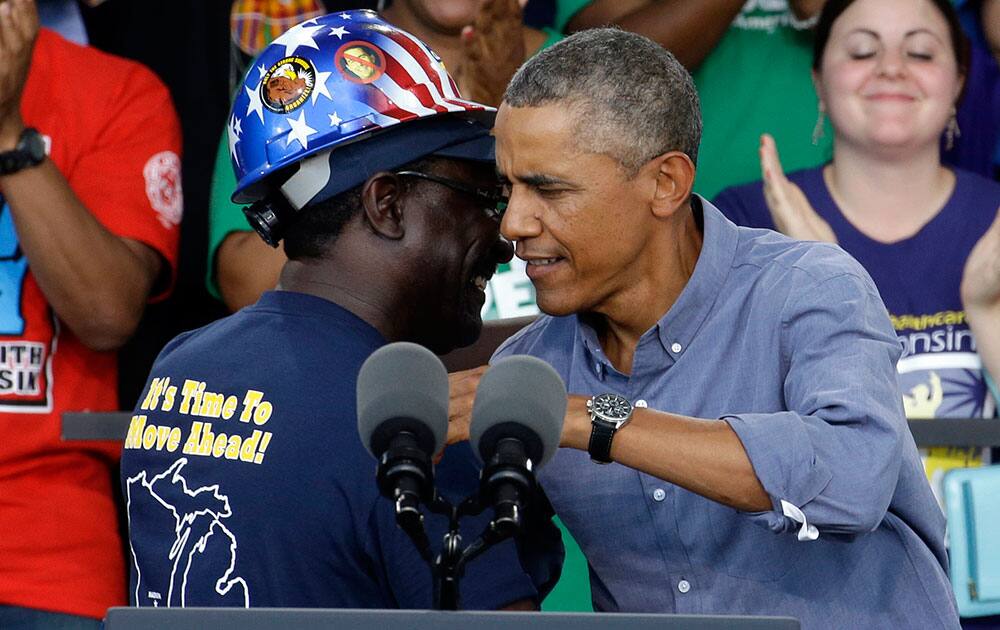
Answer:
[{"xmin": 648, "ymin": 151, "xmax": 696, "ymax": 219}]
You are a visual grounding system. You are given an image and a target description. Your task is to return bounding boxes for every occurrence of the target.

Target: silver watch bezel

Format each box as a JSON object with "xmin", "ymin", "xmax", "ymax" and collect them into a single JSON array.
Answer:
[{"xmin": 587, "ymin": 393, "xmax": 634, "ymax": 430}]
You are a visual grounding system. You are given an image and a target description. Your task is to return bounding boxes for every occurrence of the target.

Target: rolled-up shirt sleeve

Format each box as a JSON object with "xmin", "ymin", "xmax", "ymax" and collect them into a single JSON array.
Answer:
[{"xmin": 724, "ymin": 271, "xmax": 906, "ymax": 537}]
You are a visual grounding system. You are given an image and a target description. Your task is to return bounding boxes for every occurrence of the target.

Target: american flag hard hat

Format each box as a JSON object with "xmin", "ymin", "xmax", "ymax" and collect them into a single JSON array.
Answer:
[{"xmin": 228, "ymin": 9, "xmax": 493, "ymax": 205}]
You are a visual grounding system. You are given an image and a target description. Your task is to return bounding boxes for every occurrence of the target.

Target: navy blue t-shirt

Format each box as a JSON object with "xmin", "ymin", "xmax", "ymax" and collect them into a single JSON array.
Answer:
[
  {"xmin": 121, "ymin": 291, "xmax": 560, "ymax": 609},
  {"xmin": 714, "ymin": 166, "xmax": 1000, "ymax": 421}
]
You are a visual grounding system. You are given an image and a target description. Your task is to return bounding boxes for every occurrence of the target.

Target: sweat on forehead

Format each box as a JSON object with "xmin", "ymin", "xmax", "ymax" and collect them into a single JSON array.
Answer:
[{"xmin": 502, "ymin": 27, "xmax": 703, "ymax": 173}]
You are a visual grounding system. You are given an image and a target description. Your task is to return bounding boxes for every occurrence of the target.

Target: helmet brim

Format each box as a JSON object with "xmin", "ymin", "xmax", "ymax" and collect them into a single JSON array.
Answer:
[
  {"xmin": 272, "ymin": 113, "xmax": 499, "ymax": 210},
  {"xmin": 430, "ymin": 127, "xmax": 495, "ymax": 162}
]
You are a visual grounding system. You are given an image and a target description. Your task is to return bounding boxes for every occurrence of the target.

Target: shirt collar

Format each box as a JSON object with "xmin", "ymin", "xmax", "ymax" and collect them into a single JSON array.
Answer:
[
  {"xmin": 253, "ymin": 290, "xmax": 388, "ymax": 349},
  {"xmin": 576, "ymin": 195, "xmax": 740, "ymax": 371},
  {"xmin": 653, "ymin": 196, "xmax": 739, "ymax": 359}
]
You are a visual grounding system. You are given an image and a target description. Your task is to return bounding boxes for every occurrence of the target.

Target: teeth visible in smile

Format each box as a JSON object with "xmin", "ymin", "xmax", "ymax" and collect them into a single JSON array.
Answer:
[
  {"xmin": 472, "ymin": 276, "xmax": 488, "ymax": 290},
  {"xmin": 527, "ymin": 258, "xmax": 560, "ymax": 266}
]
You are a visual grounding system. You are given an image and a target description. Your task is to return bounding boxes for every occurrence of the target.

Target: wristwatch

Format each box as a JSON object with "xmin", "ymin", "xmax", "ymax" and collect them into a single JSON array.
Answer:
[
  {"xmin": 0, "ymin": 128, "xmax": 46, "ymax": 175},
  {"xmin": 587, "ymin": 393, "xmax": 634, "ymax": 464}
]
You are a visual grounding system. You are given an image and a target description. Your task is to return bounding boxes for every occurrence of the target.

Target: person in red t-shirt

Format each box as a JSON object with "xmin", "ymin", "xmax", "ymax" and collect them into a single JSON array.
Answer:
[{"xmin": 0, "ymin": 0, "xmax": 181, "ymax": 625}]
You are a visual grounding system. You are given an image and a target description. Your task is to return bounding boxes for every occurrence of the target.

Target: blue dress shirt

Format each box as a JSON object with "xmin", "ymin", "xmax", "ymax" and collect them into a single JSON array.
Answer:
[{"xmin": 495, "ymin": 198, "xmax": 960, "ymax": 629}]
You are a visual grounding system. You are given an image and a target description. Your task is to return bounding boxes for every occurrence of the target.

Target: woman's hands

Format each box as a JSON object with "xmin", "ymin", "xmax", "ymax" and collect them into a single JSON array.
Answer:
[{"xmin": 759, "ymin": 133, "xmax": 837, "ymax": 243}]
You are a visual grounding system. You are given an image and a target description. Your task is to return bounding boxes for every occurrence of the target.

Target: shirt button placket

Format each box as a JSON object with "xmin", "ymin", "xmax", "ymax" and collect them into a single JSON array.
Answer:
[{"xmin": 677, "ymin": 579, "xmax": 691, "ymax": 594}]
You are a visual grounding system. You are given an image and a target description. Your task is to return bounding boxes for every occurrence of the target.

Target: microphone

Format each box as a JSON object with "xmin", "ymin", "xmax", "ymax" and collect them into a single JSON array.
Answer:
[
  {"xmin": 469, "ymin": 356, "xmax": 566, "ymax": 537},
  {"xmin": 357, "ymin": 342, "xmax": 449, "ymax": 536}
]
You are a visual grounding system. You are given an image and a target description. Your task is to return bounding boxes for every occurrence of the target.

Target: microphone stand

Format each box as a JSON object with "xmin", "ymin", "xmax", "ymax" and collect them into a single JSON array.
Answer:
[
  {"xmin": 378, "ymin": 436, "xmax": 537, "ymax": 610},
  {"xmin": 426, "ymin": 494, "xmax": 492, "ymax": 610},
  {"xmin": 406, "ymin": 489, "xmax": 528, "ymax": 610},
  {"xmin": 430, "ymin": 497, "xmax": 463, "ymax": 611},
  {"xmin": 425, "ymin": 443, "xmax": 537, "ymax": 610}
]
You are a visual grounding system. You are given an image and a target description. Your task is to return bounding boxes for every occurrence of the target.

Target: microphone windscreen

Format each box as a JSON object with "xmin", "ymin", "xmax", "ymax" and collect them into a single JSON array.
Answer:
[
  {"xmin": 470, "ymin": 355, "xmax": 566, "ymax": 467},
  {"xmin": 357, "ymin": 342, "xmax": 449, "ymax": 457}
]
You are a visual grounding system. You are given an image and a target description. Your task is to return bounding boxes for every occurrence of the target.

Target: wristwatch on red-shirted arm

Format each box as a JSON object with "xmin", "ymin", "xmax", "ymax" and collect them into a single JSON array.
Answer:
[{"xmin": 0, "ymin": 127, "xmax": 46, "ymax": 175}]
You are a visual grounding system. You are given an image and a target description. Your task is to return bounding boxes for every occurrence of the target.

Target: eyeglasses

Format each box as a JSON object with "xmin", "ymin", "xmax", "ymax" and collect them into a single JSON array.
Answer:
[{"xmin": 395, "ymin": 170, "xmax": 509, "ymax": 222}]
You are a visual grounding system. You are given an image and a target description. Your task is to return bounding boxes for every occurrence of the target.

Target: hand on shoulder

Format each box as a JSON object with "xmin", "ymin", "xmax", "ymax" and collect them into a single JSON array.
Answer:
[{"xmin": 0, "ymin": 0, "xmax": 39, "ymax": 149}]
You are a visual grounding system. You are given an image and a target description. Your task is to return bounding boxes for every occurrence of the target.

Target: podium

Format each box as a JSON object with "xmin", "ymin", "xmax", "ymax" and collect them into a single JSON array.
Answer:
[{"xmin": 104, "ymin": 607, "xmax": 800, "ymax": 629}]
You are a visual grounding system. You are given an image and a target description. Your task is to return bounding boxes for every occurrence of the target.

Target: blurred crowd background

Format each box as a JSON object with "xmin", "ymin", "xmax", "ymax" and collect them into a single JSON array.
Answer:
[{"xmin": 4, "ymin": 0, "xmax": 999, "ymax": 623}]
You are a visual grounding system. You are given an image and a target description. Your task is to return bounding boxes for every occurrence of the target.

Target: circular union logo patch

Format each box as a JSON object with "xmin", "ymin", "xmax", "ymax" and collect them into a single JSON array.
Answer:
[
  {"xmin": 143, "ymin": 150, "xmax": 182, "ymax": 229},
  {"xmin": 260, "ymin": 56, "xmax": 316, "ymax": 113},
  {"xmin": 334, "ymin": 41, "xmax": 385, "ymax": 84}
]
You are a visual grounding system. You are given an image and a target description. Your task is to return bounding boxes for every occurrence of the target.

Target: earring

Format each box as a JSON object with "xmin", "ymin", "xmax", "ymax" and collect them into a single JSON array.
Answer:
[
  {"xmin": 811, "ymin": 104, "xmax": 826, "ymax": 146},
  {"xmin": 945, "ymin": 107, "xmax": 961, "ymax": 151}
]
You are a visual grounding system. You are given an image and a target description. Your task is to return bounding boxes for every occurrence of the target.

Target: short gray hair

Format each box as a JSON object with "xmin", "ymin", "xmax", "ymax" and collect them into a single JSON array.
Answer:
[{"xmin": 504, "ymin": 28, "xmax": 702, "ymax": 174}]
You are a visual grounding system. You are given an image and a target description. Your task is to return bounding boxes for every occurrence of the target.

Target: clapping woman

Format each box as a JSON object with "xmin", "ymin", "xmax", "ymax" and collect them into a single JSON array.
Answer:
[{"xmin": 714, "ymin": 0, "xmax": 1000, "ymax": 418}]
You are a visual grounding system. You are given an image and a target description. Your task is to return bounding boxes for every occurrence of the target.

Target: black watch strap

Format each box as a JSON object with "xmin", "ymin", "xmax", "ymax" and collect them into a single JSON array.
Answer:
[
  {"xmin": 588, "ymin": 421, "xmax": 616, "ymax": 464},
  {"xmin": 0, "ymin": 127, "xmax": 45, "ymax": 176},
  {"xmin": 0, "ymin": 149, "xmax": 29, "ymax": 175}
]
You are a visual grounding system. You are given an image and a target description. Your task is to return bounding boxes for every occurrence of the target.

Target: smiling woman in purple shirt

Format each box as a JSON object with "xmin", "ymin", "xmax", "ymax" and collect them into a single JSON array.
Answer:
[
  {"xmin": 712, "ymin": 0, "xmax": 1000, "ymax": 509},
  {"xmin": 447, "ymin": 26, "xmax": 961, "ymax": 629}
]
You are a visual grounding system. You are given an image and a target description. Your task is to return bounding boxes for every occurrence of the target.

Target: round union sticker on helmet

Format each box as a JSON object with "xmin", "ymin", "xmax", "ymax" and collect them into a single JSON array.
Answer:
[
  {"xmin": 143, "ymin": 150, "xmax": 183, "ymax": 229},
  {"xmin": 261, "ymin": 56, "xmax": 316, "ymax": 113},
  {"xmin": 335, "ymin": 41, "xmax": 385, "ymax": 84}
]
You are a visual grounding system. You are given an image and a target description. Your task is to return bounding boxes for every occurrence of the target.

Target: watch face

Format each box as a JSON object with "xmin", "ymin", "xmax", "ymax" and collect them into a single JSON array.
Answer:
[
  {"xmin": 593, "ymin": 394, "xmax": 632, "ymax": 420},
  {"xmin": 23, "ymin": 129, "xmax": 46, "ymax": 163}
]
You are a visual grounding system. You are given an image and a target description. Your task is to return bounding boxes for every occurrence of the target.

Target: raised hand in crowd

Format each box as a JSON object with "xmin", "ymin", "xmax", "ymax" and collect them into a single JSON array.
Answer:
[
  {"xmin": 962, "ymin": 207, "xmax": 1000, "ymax": 380},
  {"xmin": 453, "ymin": 0, "xmax": 530, "ymax": 107},
  {"xmin": 0, "ymin": 0, "xmax": 38, "ymax": 146},
  {"xmin": 759, "ymin": 133, "xmax": 837, "ymax": 244},
  {"xmin": 984, "ymin": 0, "xmax": 1000, "ymax": 66}
]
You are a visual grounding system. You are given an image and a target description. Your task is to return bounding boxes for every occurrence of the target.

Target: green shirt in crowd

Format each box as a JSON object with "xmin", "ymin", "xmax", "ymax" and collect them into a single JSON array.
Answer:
[{"xmin": 692, "ymin": 0, "xmax": 832, "ymax": 199}]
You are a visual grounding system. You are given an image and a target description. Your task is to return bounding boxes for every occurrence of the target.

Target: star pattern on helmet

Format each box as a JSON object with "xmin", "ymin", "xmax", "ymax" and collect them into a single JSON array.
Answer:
[
  {"xmin": 244, "ymin": 81, "xmax": 264, "ymax": 124},
  {"xmin": 228, "ymin": 10, "xmax": 489, "ymax": 201},
  {"xmin": 311, "ymin": 70, "xmax": 333, "ymax": 104},
  {"xmin": 227, "ymin": 114, "xmax": 242, "ymax": 166},
  {"xmin": 286, "ymin": 110, "xmax": 318, "ymax": 149},
  {"xmin": 273, "ymin": 22, "xmax": 323, "ymax": 57}
]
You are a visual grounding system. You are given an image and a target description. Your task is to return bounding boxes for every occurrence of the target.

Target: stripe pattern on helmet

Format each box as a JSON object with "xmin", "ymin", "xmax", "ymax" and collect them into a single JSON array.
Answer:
[{"xmin": 229, "ymin": 10, "xmax": 491, "ymax": 203}]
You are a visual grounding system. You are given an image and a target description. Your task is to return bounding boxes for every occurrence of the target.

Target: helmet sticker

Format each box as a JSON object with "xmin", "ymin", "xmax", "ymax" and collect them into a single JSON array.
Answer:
[
  {"xmin": 228, "ymin": 10, "xmax": 493, "ymax": 205},
  {"xmin": 334, "ymin": 41, "xmax": 386, "ymax": 84},
  {"xmin": 261, "ymin": 56, "xmax": 316, "ymax": 113}
]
